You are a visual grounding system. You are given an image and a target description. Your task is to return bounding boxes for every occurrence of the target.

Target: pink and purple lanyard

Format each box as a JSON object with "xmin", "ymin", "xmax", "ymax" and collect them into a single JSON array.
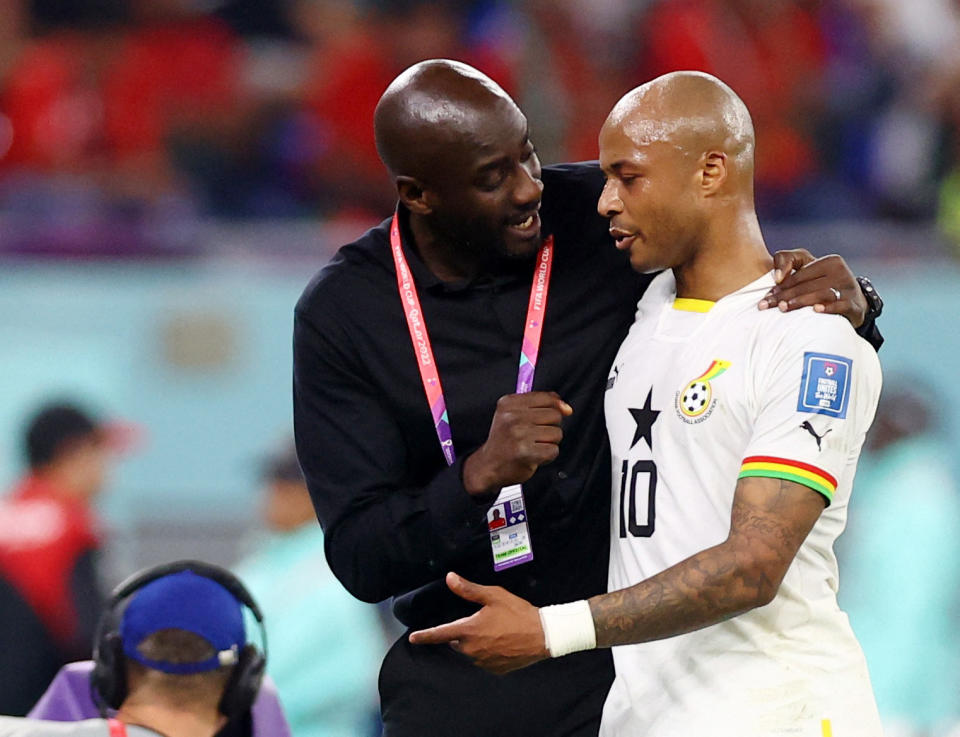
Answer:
[
  {"xmin": 390, "ymin": 211, "xmax": 554, "ymax": 465},
  {"xmin": 391, "ymin": 212, "xmax": 553, "ymax": 570}
]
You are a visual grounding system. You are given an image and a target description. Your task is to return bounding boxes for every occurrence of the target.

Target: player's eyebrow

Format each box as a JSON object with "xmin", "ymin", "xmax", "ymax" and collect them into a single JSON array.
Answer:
[
  {"xmin": 474, "ymin": 130, "xmax": 531, "ymax": 174},
  {"xmin": 601, "ymin": 160, "xmax": 630, "ymax": 175},
  {"xmin": 476, "ymin": 156, "xmax": 509, "ymax": 174}
]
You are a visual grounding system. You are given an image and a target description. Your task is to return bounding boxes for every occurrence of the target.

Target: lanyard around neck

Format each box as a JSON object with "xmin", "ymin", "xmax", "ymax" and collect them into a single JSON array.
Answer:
[
  {"xmin": 390, "ymin": 211, "xmax": 554, "ymax": 465},
  {"xmin": 107, "ymin": 719, "xmax": 127, "ymax": 737}
]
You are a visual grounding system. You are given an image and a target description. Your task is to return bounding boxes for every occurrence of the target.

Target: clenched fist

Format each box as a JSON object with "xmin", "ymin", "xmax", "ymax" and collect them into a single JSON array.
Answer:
[{"xmin": 462, "ymin": 391, "xmax": 573, "ymax": 497}]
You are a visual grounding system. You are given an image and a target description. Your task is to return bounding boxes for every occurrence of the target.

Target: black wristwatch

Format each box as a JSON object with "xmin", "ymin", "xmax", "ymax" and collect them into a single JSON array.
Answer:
[{"xmin": 856, "ymin": 276, "xmax": 883, "ymax": 321}]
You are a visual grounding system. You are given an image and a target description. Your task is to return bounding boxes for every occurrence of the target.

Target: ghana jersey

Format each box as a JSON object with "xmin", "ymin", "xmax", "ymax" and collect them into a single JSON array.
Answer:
[{"xmin": 600, "ymin": 270, "xmax": 882, "ymax": 737}]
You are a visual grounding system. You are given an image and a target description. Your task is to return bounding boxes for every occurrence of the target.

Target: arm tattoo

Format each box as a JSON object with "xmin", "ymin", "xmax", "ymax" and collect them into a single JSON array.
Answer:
[{"xmin": 590, "ymin": 477, "xmax": 825, "ymax": 649}]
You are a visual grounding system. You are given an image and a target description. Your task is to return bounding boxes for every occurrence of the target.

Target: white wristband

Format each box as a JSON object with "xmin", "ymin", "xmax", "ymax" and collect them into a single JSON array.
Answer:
[{"xmin": 539, "ymin": 600, "xmax": 597, "ymax": 658}]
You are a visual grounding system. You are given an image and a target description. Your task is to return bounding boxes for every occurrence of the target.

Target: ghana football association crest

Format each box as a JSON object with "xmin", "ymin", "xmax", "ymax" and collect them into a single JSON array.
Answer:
[{"xmin": 675, "ymin": 359, "xmax": 731, "ymax": 423}]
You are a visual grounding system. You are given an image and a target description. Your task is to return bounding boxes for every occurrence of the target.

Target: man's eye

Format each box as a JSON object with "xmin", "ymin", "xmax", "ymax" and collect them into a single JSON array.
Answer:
[
  {"xmin": 478, "ymin": 173, "xmax": 506, "ymax": 191},
  {"xmin": 521, "ymin": 144, "xmax": 537, "ymax": 163}
]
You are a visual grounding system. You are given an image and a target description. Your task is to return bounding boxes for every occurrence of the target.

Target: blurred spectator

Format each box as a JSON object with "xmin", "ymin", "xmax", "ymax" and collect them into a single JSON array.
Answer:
[
  {"xmin": 517, "ymin": 0, "xmax": 636, "ymax": 163},
  {"xmin": 233, "ymin": 442, "xmax": 384, "ymax": 737},
  {"xmin": 0, "ymin": 401, "xmax": 128, "ymax": 715},
  {"xmin": 837, "ymin": 0, "xmax": 960, "ymax": 221},
  {"xmin": 638, "ymin": 0, "xmax": 833, "ymax": 217},
  {"xmin": 289, "ymin": 0, "xmax": 396, "ymax": 220},
  {"xmin": 0, "ymin": 0, "xmax": 957, "ymax": 228},
  {"xmin": 838, "ymin": 380, "xmax": 960, "ymax": 736}
]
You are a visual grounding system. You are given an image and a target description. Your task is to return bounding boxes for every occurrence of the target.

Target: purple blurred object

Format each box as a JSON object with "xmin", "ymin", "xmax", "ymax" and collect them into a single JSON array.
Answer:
[{"xmin": 28, "ymin": 661, "xmax": 291, "ymax": 737}]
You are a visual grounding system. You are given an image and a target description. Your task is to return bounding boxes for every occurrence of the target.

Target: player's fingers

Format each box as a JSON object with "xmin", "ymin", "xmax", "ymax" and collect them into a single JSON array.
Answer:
[
  {"xmin": 763, "ymin": 275, "xmax": 832, "ymax": 308},
  {"xmin": 778, "ymin": 288, "xmax": 847, "ymax": 313},
  {"xmin": 408, "ymin": 621, "xmax": 469, "ymax": 646},
  {"xmin": 544, "ymin": 391, "xmax": 574, "ymax": 415},
  {"xmin": 779, "ymin": 254, "xmax": 855, "ymax": 295},
  {"xmin": 812, "ymin": 298, "xmax": 850, "ymax": 315},
  {"xmin": 525, "ymin": 408, "xmax": 565, "ymax": 427},
  {"xmin": 532, "ymin": 441, "xmax": 561, "ymax": 465},
  {"xmin": 774, "ymin": 262, "xmax": 833, "ymax": 295},
  {"xmin": 446, "ymin": 572, "xmax": 497, "ymax": 605},
  {"xmin": 771, "ymin": 248, "xmax": 815, "ymax": 282},
  {"xmin": 531, "ymin": 424, "xmax": 563, "ymax": 445},
  {"xmin": 518, "ymin": 391, "xmax": 572, "ymax": 413}
]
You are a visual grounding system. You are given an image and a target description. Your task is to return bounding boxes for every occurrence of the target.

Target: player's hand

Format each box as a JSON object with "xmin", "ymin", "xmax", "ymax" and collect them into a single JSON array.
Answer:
[
  {"xmin": 759, "ymin": 250, "xmax": 867, "ymax": 328},
  {"xmin": 462, "ymin": 391, "xmax": 573, "ymax": 497},
  {"xmin": 408, "ymin": 572, "xmax": 548, "ymax": 675}
]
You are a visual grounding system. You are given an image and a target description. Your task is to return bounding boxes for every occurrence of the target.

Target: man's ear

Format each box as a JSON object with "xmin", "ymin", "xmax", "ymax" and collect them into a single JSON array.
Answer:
[
  {"xmin": 700, "ymin": 151, "xmax": 727, "ymax": 196},
  {"xmin": 397, "ymin": 176, "xmax": 433, "ymax": 215}
]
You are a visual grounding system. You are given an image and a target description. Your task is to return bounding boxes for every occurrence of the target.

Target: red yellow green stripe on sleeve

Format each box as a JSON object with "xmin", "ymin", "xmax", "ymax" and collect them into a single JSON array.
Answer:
[{"xmin": 739, "ymin": 456, "xmax": 837, "ymax": 502}]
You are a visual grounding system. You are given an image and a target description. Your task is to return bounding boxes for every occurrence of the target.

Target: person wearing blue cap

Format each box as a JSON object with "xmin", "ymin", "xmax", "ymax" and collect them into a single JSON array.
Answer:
[{"xmin": 0, "ymin": 566, "xmax": 266, "ymax": 737}]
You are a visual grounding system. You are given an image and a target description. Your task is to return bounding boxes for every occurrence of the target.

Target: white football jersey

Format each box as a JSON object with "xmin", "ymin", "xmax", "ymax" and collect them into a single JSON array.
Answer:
[{"xmin": 600, "ymin": 270, "xmax": 882, "ymax": 737}]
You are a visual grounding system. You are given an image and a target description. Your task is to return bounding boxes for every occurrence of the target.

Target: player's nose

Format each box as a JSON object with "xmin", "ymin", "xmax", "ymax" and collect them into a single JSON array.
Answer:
[{"xmin": 598, "ymin": 179, "xmax": 623, "ymax": 218}]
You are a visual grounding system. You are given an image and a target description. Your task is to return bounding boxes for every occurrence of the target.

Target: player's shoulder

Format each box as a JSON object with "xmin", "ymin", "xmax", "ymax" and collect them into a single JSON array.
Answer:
[
  {"xmin": 765, "ymin": 306, "xmax": 876, "ymax": 355},
  {"xmin": 754, "ymin": 306, "xmax": 881, "ymax": 387},
  {"xmin": 295, "ymin": 216, "xmax": 393, "ymax": 320}
]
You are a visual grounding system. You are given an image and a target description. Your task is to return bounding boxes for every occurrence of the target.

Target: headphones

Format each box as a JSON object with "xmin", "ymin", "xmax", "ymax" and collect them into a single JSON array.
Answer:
[{"xmin": 90, "ymin": 560, "xmax": 268, "ymax": 721}]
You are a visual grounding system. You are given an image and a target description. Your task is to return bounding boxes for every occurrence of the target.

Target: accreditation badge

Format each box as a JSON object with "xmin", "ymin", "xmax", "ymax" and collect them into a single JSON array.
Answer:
[{"xmin": 487, "ymin": 484, "xmax": 534, "ymax": 571}]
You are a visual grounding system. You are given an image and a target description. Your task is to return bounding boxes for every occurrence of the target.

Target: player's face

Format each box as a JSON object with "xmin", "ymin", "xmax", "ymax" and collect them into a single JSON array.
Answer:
[
  {"xmin": 424, "ymin": 102, "xmax": 544, "ymax": 263},
  {"xmin": 597, "ymin": 119, "xmax": 704, "ymax": 273}
]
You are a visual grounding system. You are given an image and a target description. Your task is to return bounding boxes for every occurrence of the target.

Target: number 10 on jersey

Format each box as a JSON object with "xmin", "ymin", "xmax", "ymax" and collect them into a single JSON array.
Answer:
[{"xmin": 619, "ymin": 459, "xmax": 657, "ymax": 537}]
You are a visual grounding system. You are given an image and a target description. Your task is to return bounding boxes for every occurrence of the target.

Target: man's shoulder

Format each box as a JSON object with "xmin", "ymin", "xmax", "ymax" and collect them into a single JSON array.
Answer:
[
  {"xmin": 762, "ymin": 306, "xmax": 871, "ymax": 348},
  {"xmin": 752, "ymin": 307, "xmax": 881, "ymax": 380},
  {"xmin": 296, "ymin": 216, "xmax": 392, "ymax": 319}
]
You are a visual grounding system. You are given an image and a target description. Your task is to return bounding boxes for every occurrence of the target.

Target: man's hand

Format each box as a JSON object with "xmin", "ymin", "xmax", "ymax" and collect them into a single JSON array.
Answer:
[
  {"xmin": 462, "ymin": 391, "xmax": 573, "ymax": 497},
  {"xmin": 408, "ymin": 572, "xmax": 548, "ymax": 675},
  {"xmin": 760, "ymin": 250, "xmax": 867, "ymax": 328}
]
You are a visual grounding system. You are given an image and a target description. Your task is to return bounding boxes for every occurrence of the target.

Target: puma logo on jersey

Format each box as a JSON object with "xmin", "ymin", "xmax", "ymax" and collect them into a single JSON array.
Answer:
[
  {"xmin": 800, "ymin": 420, "xmax": 832, "ymax": 451},
  {"xmin": 606, "ymin": 365, "xmax": 619, "ymax": 391}
]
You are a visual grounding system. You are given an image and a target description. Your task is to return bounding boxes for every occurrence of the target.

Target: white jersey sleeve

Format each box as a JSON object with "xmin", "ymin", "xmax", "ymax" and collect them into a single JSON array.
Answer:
[{"xmin": 739, "ymin": 313, "xmax": 882, "ymax": 504}]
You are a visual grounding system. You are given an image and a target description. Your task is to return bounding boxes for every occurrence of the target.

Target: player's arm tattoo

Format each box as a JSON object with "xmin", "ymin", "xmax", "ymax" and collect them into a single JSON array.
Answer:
[{"xmin": 589, "ymin": 476, "xmax": 827, "ymax": 648}]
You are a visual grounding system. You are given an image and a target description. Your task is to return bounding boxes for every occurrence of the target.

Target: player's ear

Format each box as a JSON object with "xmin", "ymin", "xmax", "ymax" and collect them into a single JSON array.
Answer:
[
  {"xmin": 700, "ymin": 151, "xmax": 727, "ymax": 196},
  {"xmin": 397, "ymin": 176, "xmax": 434, "ymax": 215}
]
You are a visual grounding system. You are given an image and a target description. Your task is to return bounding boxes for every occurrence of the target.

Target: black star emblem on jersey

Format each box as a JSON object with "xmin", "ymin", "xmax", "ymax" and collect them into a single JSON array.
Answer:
[{"xmin": 628, "ymin": 389, "xmax": 661, "ymax": 450}]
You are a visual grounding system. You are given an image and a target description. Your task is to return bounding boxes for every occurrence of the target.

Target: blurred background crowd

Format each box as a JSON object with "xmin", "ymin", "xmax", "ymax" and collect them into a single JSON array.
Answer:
[
  {"xmin": 0, "ymin": 1, "xmax": 959, "ymax": 736},
  {"xmin": 0, "ymin": 0, "xmax": 958, "ymax": 252}
]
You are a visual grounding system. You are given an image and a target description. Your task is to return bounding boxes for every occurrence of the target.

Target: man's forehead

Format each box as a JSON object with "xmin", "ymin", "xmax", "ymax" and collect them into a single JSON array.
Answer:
[
  {"xmin": 443, "ymin": 101, "xmax": 527, "ymax": 159},
  {"xmin": 600, "ymin": 119, "xmax": 654, "ymax": 163},
  {"xmin": 604, "ymin": 108, "xmax": 678, "ymax": 145},
  {"xmin": 600, "ymin": 112, "xmax": 696, "ymax": 167}
]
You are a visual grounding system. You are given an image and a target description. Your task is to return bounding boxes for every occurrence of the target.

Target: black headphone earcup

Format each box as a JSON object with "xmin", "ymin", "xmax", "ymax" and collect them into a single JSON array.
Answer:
[
  {"xmin": 91, "ymin": 632, "xmax": 127, "ymax": 710},
  {"xmin": 218, "ymin": 644, "xmax": 265, "ymax": 721}
]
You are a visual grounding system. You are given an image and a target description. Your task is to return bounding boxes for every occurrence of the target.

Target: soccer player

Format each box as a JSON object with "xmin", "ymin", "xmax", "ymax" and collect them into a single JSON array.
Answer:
[{"xmin": 410, "ymin": 71, "xmax": 883, "ymax": 736}]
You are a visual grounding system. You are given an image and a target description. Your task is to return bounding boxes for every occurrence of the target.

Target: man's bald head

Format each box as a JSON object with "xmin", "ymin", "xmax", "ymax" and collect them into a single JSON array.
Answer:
[
  {"xmin": 374, "ymin": 59, "xmax": 523, "ymax": 184},
  {"xmin": 598, "ymin": 72, "xmax": 763, "ymax": 276},
  {"xmin": 604, "ymin": 71, "xmax": 755, "ymax": 179}
]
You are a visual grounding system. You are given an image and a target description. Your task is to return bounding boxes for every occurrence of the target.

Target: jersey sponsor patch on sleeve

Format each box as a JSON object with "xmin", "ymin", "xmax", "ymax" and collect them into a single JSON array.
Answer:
[{"xmin": 797, "ymin": 352, "xmax": 852, "ymax": 419}]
